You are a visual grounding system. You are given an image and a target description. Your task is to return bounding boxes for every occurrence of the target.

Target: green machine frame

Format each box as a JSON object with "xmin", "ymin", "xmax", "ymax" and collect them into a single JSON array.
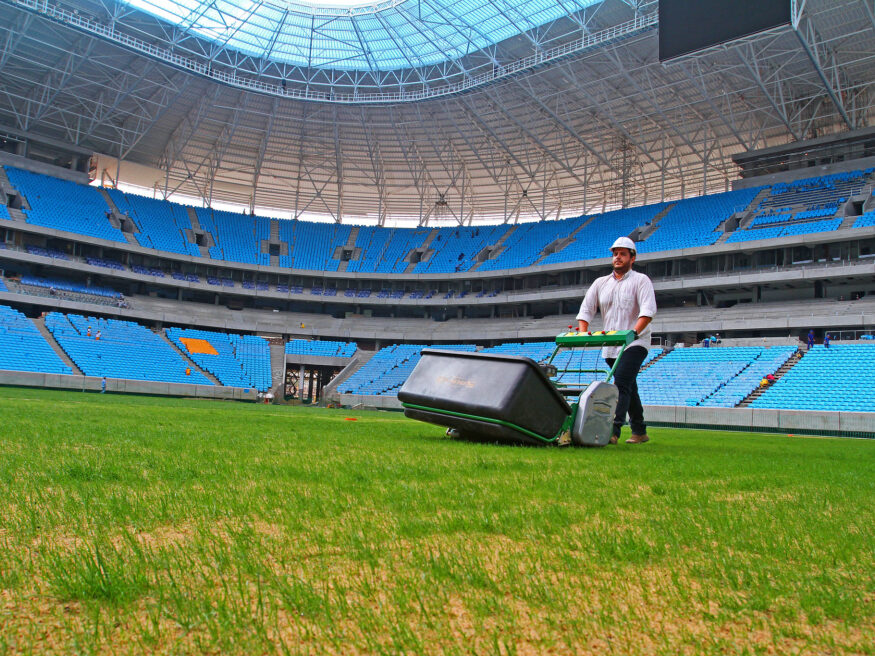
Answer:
[{"xmin": 400, "ymin": 330, "xmax": 636, "ymax": 446}]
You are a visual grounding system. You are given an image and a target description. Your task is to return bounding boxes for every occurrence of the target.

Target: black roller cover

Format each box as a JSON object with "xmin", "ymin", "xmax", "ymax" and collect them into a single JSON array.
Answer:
[{"xmin": 399, "ymin": 349, "xmax": 571, "ymax": 444}]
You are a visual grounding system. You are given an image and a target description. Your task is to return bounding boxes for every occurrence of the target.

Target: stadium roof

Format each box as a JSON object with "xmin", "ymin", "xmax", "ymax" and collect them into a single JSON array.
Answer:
[
  {"xmin": 0, "ymin": 0, "xmax": 872, "ymax": 224},
  {"xmin": 120, "ymin": 0, "xmax": 604, "ymax": 70}
]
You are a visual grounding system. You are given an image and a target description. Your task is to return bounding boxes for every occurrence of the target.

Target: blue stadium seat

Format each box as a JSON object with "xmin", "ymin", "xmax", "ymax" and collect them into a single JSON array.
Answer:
[
  {"xmin": 0, "ymin": 305, "xmax": 73, "ymax": 375},
  {"xmin": 285, "ymin": 339, "xmax": 357, "ymax": 358},
  {"xmin": 45, "ymin": 313, "xmax": 212, "ymax": 385},
  {"xmin": 752, "ymin": 344, "xmax": 875, "ymax": 412},
  {"xmin": 108, "ymin": 189, "xmax": 201, "ymax": 256},
  {"xmin": 4, "ymin": 167, "xmax": 126, "ymax": 242},
  {"xmin": 167, "ymin": 327, "xmax": 271, "ymax": 391}
]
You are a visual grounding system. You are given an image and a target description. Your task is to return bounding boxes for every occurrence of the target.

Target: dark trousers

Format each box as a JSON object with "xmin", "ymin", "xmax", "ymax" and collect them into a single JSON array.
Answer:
[{"xmin": 605, "ymin": 345, "xmax": 649, "ymax": 438}]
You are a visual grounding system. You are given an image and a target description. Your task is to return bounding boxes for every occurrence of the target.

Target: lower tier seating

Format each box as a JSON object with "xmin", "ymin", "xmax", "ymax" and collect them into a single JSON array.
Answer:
[
  {"xmin": 341, "ymin": 343, "xmax": 803, "ymax": 410},
  {"xmin": 752, "ymin": 344, "xmax": 875, "ymax": 412},
  {"xmin": 0, "ymin": 305, "xmax": 73, "ymax": 375},
  {"xmin": 167, "ymin": 327, "xmax": 271, "ymax": 391},
  {"xmin": 45, "ymin": 313, "xmax": 212, "ymax": 385},
  {"xmin": 638, "ymin": 346, "xmax": 797, "ymax": 407},
  {"xmin": 338, "ymin": 344, "xmax": 477, "ymax": 396},
  {"xmin": 285, "ymin": 339, "xmax": 357, "ymax": 358}
]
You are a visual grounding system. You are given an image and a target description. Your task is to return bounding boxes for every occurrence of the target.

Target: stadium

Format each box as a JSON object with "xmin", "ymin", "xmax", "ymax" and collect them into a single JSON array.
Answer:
[{"xmin": 0, "ymin": 0, "xmax": 873, "ymax": 652}]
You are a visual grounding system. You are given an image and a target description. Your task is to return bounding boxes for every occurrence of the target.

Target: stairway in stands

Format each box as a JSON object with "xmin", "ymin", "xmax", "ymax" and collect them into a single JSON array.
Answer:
[
  {"xmin": 31, "ymin": 316, "xmax": 83, "ymax": 375},
  {"xmin": 713, "ymin": 187, "xmax": 773, "ymax": 244},
  {"xmin": 268, "ymin": 219, "xmax": 282, "ymax": 267},
  {"xmin": 322, "ymin": 348, "xmax": 375, "ymax": 403},
  {"xmin": 469, "ymin": 224, "xmax": 519, "ymax": 271},
  {"xmin": 155, "ymin": 328, "xmax": 221, "ymax": 386},
  {"xmin": 337, "ymin": 226, "xmax": 359, "ymax": 272},
  {"xmin": 640, "ymin": 347, "xmax": 670, "ymax": 371},
  {"xmin": 97, "ymin": 188, "xmax": 140, "ymax": 245},
  {"xmin": 269, "ymin": 340, "xmax": 286, "ymax": 398},
  {"xmin": 403, "ymin": 228, "xmax": 439, "ymax": 273},
  {"xmin": 737, "ymin": 347, "xmax": 804, "ymax": 407},
  {"xmin": 187, "ymin": 207, "xmax": 214, "ymax": 258}
]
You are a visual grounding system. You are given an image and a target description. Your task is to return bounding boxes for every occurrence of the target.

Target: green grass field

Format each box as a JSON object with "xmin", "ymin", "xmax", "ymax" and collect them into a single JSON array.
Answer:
[{"xmin": 0, "ymin": 387, "xmax": 872, "ymax": 655}]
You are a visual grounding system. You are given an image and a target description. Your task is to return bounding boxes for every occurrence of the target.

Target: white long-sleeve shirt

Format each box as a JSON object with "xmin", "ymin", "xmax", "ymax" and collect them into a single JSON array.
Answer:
[{"xmin": 576, "ymin": 269, "xmax": 657, "ymax": 359}]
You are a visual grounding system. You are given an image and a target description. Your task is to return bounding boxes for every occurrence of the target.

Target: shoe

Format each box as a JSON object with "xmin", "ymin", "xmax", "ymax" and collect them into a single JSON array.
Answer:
[
  {"xmin": 626, "ymin": 433, "xmax": 649, "ymax": 444},
  {"xmin": 609, "ymin": 435, "xmax": 618, "ymax": 445}
]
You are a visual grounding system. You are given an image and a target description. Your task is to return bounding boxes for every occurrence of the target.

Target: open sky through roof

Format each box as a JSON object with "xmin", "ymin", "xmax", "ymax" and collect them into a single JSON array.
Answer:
[{"xmin": 120, "ymin": 0, "xmax": 602, "ymax": 70}]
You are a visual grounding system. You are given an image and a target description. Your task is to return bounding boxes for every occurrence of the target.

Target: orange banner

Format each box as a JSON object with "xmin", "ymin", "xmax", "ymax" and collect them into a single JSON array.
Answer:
[{"xmin": 179, "ymin": 337, "xmax": 218, "ymax": 355}]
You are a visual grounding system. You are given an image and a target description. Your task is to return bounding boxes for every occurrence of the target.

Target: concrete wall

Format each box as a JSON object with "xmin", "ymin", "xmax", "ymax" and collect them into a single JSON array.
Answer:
[
  {"xmin": 337, "ymin": 394, "xmax": 873, "ymax": 437},
  {"xmin": 644, "ymin": 405, "xmax": 873, "ymax": 437},
  {"xmin": 0, "ymin": 370, "xmax": 257, "ymax": 401}
]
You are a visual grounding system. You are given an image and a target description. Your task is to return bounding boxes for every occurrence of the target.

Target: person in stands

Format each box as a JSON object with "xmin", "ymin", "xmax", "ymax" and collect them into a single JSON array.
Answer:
[
  {"xmin": 95, "ymin": 329, "xmax": 101, "ymax": 341},
  {"xmin": 807, "ymin": 329, "xmax": 815, "ymax": 350},
  {"xmin": 824, "ymin": 333, "xmax": 830, "ymax": 348}
]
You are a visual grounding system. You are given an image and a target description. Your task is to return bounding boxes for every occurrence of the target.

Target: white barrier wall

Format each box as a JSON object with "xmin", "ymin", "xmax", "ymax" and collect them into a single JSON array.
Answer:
[
  {"xmin": 339, "ymin": 394, "xmax": 874, "ymax": 437},
  {"xmin": 0, "ymin": 370, "xmax": 257, "ymax": 401}
]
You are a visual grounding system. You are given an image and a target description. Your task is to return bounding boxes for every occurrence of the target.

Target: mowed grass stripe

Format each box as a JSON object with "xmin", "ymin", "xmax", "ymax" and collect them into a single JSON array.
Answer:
[{"xmin": 0, "ymin": 386, "xmax": 872, "ymax": 655}]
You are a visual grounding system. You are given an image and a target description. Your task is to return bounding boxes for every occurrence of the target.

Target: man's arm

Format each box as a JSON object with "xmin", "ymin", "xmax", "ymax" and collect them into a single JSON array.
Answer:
[{"xmin": 633, "ymin": 316, "xmax": 652, "ymax": 336}]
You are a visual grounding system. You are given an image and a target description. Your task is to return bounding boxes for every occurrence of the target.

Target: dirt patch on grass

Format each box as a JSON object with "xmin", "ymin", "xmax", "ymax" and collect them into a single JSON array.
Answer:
[{"xmin": 5, "ymin": 529, "xmax": 872, "ymax": 655}]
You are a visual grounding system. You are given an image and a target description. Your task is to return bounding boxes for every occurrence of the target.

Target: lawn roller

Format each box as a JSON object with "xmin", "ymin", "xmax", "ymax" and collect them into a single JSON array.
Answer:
[{"xmin": 398, "ymin": 329, "xmax": 636, "ymax": 446}]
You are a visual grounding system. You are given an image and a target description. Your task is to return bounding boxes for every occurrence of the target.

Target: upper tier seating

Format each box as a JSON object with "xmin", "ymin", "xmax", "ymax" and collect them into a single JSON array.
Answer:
[
  {"xmin": 278, "ymin": 220, "xmax": 351, "ymax": 271},
  {"xmin": 853, "ymin": 210, "xmax": 875, "ymax": 228},
  {"xmin": 541, "ymin": 204, "xmax": 669, "ymax": 265},
  {"xmin": 196, "ymin": 208, "xmax": 271, "ymax": 265},
  {"xmin": 0, "ymin": 304, "xmax": 73, "ymax": 375},
  {"xmin": 4, "ymin": 167, "xmax": 126, "ymax": 242},
  {"xmin": 751, "ymin": 344, "xmax": 875, "ymax": 412},
  {"xmin": 359, "ymin": 227, "xmax": 429, "ymax": 273},
  {"xmin": 726, "ymin": 218, "xmax": 843, "ymax": 243},
  {"xmin": 0, "ymin": 204, "xmax": 9, "ymax": 220},
  {"xmin": 5, "ymin": 166, "xmax": 873, "ymax": 272},
  {"xmin": 285, "ymin": 339, "xmax": 357, "ymax": 358},
  {"xmin": 480, "ymin": 215, "xmax": 588, "ymax": 270},
  {"xmin": 107, "ymin": 190, "xmax": 201, "ymax": 256},
  {"xmin": 637, "ymin": 188, "xmax": 764, "ymax": 253},
  {"xmin": 346, "ymin": 226, "xmax": 391, "ymax": 273},
  {"xmin": 167, "ymin": 327, "xmax": 270, "ymax": 391},
  {"xmin": 638, "ymin": 346, "xmax": 797, "ymax": 407},
  {"xmin": 45, "ymin": 312, "xmax": 212, "ymax": 385},
  {"xmin": 346, "ymin": 226, "xmax": 431, "ymax": 273},
  {"xmin": 756, "ymin": 169, "xmax": 873, "ymax": 211},
  {"xmin": 414, "ymin": 224, "xmax": 512, "ymax": 273}
]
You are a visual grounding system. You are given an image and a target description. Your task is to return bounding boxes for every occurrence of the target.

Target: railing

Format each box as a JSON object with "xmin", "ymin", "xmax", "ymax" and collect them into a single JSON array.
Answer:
[{"xmin": 12, "ymin": 0, "xmax": 656, "ymax": 104}]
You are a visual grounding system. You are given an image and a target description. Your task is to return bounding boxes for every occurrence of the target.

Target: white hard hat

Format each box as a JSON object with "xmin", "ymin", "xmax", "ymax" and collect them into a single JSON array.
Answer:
[{"xmin": 610, "ymin": 236, "xmax": 637, "ymax": 253}]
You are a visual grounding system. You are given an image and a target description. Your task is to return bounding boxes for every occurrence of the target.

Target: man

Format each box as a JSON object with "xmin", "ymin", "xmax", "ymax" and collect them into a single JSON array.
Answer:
[
  {"xmin": 824, "ymin": 333, "xmax": 830, "ymax": 349},
  {"xmin": 807, "ymin": 329, "xmax": 815, "ymax": 350},
  {"xmin": 577, "ymin": 236, "xmax": 656, "ymax": 445}
]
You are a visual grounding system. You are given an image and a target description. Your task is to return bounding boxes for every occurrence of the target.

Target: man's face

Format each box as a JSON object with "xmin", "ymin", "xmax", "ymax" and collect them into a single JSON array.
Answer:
[{"xmin": 612, "ymin": 247, "xmax": 635, "ymax": 275}]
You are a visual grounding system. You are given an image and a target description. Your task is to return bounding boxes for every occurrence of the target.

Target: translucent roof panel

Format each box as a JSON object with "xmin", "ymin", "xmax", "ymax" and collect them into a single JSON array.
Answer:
[{"xmin": 120, "ymin": 0, "xmax": 603, "ymax": 71}]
